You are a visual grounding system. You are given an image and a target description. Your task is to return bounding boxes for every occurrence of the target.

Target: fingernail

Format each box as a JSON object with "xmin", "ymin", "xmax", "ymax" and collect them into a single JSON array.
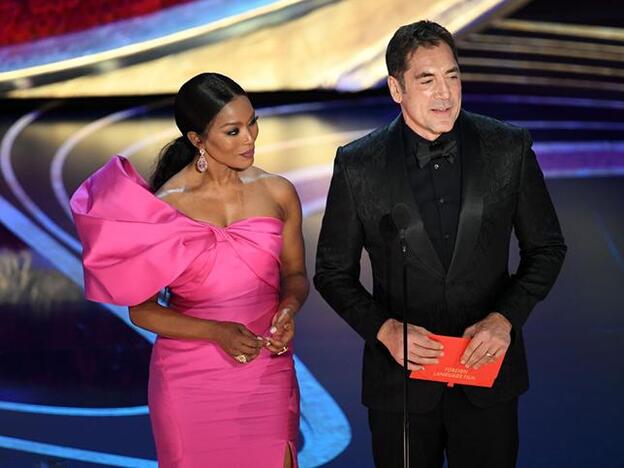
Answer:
[
  {"xmin": 439, "ymin": 352, "xmax": 444, "ymax": 357},
  {"xmin": 270, "ymin": 326, "xmax": 277, "ymax": 334},
  {"xmin": 256, "ymin": 336, "xmax": 264, "ymax": 341}
]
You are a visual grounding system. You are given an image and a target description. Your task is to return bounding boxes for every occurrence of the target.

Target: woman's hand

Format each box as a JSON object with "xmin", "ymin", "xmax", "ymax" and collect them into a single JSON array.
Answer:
[
  {"xmin": 266, "ymin": 306, "xmax": 296, "ymax": 355},
  {"xmin": 213, "ymin": 321, "xmax": 263, "ymax": 364}
]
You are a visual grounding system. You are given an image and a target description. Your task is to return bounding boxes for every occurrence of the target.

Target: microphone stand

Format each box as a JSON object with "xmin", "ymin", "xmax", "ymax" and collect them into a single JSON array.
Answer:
[{"xmin": 399, "ymin": 227, "xmax": 410, "ymax": 468}]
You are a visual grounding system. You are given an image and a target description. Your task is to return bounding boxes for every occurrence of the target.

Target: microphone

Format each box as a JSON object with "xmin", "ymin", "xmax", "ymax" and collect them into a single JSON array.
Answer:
[
  {"xmin": 392, "ymin": 203, "xmax": 411, "ymax": 254},
  {"xmin": 391, "ymin": 203, "xmax": 411, "ymax": 468},
  {"xmin": 391, "ymin": 203, "xmax": 411, "ymax": 232}
]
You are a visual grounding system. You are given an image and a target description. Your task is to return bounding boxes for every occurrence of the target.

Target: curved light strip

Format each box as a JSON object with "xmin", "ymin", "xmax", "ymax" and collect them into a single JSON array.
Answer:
[
  {"xmin": 543, "ymin": 167, "xmax": 624, "ymax": 178},
  {"xmin": 533, "ymin": 141, "xmax": 624, "ymax": 153},
  {"xmin": 461, "ymin": 73, "xmax": 624, "ymax": 93},
  {"xmin": 494, "ymin": 19, "xmax": 624, "ymax": 42},
  {"xmin": 534, "ymin": 141, "xmax": 624, "ymax": 178},
  {"xmin": 0, "ymin": 401, "xmax": 147, "ymax": 416},
  {"xmin": 457, "ymin": 40, "xmax": 624, "ymax": 62},
  {"xmin": 118, "ymin": 128, "xmax": 178, "ymax": 157},
  {"xmin": 510, "ymin": 121, "xmax": 624, "ymax": 131},
  {"xmin": 460, "ymin": 57, "xmax": 624, "ymax": 78},
  {"xmin": 51, "ymin": 102, "xmax": 168, "ymax": 219},
  {"xmin": 463, "ymin": 94, "xmax": 624, "ymax": 109},
  {"xmin": 265, "ymin": 93, "xmax": 624, "ymax": 112},
  {"xmin": 0, "ymin": 0, "xmax": 308, "ymax": 82},
  {"xmin": 257, "ymin": 130, "xmax": 371, "ymax": 155},
  {"xmin": 0, "ymin": 195, "xmax": 84, "ymax": 287},
  {"xmin": 0, "ymin": 105, "xmax": 81, "ymax": 252},
  {"xmin": 465, "ymin": 33, "xmax": 624, "ymax": 55},
  {"xmin": 0, "ymin": 435, "xmax": 156, "ymax": 467}
]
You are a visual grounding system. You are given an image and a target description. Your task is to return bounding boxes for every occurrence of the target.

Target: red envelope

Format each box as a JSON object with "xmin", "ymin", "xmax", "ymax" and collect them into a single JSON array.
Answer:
[{"xmin": 409, "ymin": 334, "xmax": 505, "ymax": 388}]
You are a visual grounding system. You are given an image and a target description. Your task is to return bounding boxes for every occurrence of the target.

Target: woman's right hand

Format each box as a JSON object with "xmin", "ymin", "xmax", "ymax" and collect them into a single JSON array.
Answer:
[{"xmin": 213, "ymin": 321, "xmax": 264, "ymax": 364}]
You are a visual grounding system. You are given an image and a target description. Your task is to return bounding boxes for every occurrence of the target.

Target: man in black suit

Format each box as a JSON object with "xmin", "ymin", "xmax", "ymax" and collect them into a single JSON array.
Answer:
[{"xmin": 314, "ymin": 20, "xmax": 566, "ymax": 468}]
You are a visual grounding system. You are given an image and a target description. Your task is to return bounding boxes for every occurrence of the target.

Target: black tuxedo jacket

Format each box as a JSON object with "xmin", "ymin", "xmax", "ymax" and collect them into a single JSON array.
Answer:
[{"xmin": 314, "ymin": 110, "xmax": 566, "ymax": 412}]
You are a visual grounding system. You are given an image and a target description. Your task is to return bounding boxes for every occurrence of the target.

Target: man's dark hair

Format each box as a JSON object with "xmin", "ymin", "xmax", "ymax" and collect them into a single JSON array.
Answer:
[{"xmin": 385, "ymin": 20, "xmax": 458, "ymax": 87}]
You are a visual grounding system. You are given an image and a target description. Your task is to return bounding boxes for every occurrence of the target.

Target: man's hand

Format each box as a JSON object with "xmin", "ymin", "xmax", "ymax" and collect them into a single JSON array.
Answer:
[
  {"xmin": 461, "ymin": 312, "xmax": 512, "ymax": 369},
  {"xmin": 377, "ymin": 319, "xmax": 444, "ymax": 370}
]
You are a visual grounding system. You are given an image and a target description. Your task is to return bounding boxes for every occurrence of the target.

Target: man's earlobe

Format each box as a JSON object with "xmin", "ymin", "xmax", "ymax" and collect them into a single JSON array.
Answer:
[{"xmin": 387, "ymin": 76, "xmax": 402, "ymax": 104}]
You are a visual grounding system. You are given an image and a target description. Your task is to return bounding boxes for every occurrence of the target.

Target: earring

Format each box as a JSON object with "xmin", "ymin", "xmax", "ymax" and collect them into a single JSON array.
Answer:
[{"xmin": 196, "ymin": 148, "xmax": 207, "ymax": 173}]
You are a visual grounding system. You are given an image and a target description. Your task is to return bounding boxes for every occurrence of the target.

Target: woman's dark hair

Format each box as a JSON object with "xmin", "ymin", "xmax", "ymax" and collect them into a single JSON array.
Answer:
[
  {"xmin": 385, "ymin": 20, "xmax": 458, "ymax": 89},
  {"xmin": 150, "ymin": 73, "xmax": 246, "ymax": 192}
]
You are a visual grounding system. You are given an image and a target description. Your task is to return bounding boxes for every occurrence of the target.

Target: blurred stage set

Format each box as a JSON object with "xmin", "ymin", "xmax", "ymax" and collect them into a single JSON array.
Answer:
[{"xmin": 1, "ymin": 0, "xmax": 623, "ymax": 466}]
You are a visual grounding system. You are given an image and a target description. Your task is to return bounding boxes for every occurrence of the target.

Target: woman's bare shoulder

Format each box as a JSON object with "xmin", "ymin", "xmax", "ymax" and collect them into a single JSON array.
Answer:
[
  {"xmin": 154, "ymin": 172, "xmax": 187, "ymax": 207},
  {"xmin": 248, "ymin": 166, "xmax": 296, "ymax": 199},
  {"xmin": 247, "ymin": 168, "xmax": 300, "ymax": 219}
]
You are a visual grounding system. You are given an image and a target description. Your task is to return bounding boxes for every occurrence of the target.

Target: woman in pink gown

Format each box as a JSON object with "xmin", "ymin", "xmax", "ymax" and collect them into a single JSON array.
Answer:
[{"xmin": 70, "ymin": 73, "xmax": 309, "ymax": 467}]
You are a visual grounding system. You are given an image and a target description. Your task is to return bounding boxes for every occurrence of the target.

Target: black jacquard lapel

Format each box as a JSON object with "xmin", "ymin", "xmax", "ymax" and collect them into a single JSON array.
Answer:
[{"xmin": 447, "ymin": 111, "xmax": 485, "ymax": 282}]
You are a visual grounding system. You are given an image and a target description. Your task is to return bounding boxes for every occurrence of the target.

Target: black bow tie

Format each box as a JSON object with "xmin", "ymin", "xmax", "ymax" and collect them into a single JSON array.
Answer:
[{"xmin": 415, "ymin": 139, "xmax": 457, "ymax": 168}]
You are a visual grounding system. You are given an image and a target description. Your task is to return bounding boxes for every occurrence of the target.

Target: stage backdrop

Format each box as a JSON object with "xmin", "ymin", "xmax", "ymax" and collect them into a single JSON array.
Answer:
[{"xmin": 0, "ymin": 0, "xmax": 528, "ymax": 97}]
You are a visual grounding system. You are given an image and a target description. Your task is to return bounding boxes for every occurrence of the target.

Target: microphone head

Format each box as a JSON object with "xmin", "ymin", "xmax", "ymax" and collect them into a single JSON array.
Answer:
[{"xmin": 391, "ymin": 203, "xmax": 411, "ymax": 231}]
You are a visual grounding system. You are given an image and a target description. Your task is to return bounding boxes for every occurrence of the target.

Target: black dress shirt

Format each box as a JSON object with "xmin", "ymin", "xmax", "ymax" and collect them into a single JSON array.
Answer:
[{"xmin": 402, "ymin": 120, "xmax": 462, "ymax": 271}]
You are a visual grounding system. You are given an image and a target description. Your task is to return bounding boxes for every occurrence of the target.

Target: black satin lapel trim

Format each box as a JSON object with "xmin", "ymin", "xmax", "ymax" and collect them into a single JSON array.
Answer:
[
  {"xmin": 386, "ymin": 116, "xmax": 445, "ymax": 279},
  {"xmin": 447, "ymin": 112, "xmax": 485, "ymax": 282}
]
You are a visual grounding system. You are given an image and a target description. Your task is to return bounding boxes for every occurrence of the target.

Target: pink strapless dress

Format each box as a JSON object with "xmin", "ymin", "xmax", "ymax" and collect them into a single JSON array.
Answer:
[{"xmin": 70, "ymin": 156, "xmax": 299, "ymax": 468}]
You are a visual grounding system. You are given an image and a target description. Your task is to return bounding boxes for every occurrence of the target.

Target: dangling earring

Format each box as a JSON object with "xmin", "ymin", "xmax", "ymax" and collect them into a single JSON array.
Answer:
[{"xmin": 196, "ymin": 147, "xmax": 208, "ymax": 173}]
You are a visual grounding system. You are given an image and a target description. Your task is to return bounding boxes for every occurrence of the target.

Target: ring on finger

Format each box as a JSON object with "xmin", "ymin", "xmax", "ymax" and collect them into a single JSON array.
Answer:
[
  {"xmin": 485, "ymin": 352, "xmax": 495, "ymax": 358},
  {"xmin": 234, "ymin": 354, "xmax": 248, "ymax": 364},
  {"xmin": 276, "ymin": 346, "xmax": 289, "ymax": 356}
]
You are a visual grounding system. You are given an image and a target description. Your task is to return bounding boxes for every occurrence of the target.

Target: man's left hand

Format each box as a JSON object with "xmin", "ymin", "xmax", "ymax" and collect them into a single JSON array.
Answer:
[{"xmin": 461, "ymin": 312, "xmax": 512, "ymax": 369}]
